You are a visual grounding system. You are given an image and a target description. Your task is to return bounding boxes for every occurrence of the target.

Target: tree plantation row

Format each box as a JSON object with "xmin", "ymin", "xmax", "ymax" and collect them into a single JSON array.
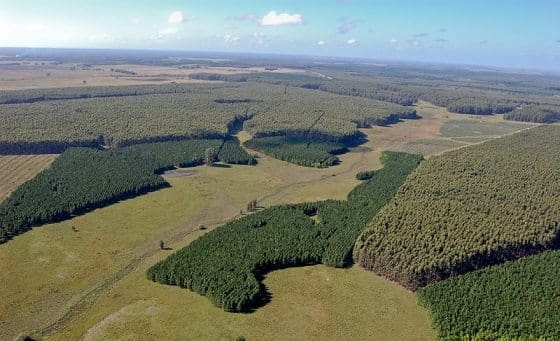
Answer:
[
  {"xmin": 354, "ymin": 126, "xmax": 560, "ymax": 290},
  {"xmin": 0, "ymin": 83, "xmax": 415, "ymax": 154},
  {"xmin": 243, "ymin": 137, "xmax": 346, "ymax": 168},
  {"xmin": 188, "ymin": 71, "xmax": 560, "ymax": 120},
  {"xmin": 504, "ymin": 105, "xmax": 560, "ymax": 123},
  {"xmin": 147, "ymin": 152, "xmax": 422, "ymax": 311},
  {"xmin": 0, "ymin": 82, "xmax": 219, "ymax": 105},
  {"xmin": 0, "ymin": 138, "xmax": 254, "ymax": 243},
  {"xmin": 418, "ymin": 250, "xmax": 560, "ymax": 340}
]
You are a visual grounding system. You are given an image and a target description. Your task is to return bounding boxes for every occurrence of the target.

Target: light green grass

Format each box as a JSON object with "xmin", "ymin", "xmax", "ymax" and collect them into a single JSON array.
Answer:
[
  {"xmin": 1, "ymin": 116, "xmax": 469, "ymax": 340},
  {"xmin": 0, "ymin": 164, "xmax": 280, "ymax": 340},
  {"xmin": 387, "ymin": 138, "xmax": 465, "ymax": 156},
  {"xmin": 439, "ymin": 120, "xmax": 533, "ymax": 138},
  {"xmin": 51, "ymin": 264, "xmax": 435, "ymax": 341}
]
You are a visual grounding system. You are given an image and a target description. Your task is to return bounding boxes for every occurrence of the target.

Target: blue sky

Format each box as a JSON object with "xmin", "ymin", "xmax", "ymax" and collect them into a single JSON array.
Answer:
[{"xmin": 0, "ymin": 0, "xmax": 558, "ymax": 70}]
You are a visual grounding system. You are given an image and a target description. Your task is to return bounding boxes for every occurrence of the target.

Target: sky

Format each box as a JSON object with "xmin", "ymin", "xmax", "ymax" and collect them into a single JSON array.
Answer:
[{"xmin": 0, "ymin": 0, "xmax": 559, "ymax": 70}]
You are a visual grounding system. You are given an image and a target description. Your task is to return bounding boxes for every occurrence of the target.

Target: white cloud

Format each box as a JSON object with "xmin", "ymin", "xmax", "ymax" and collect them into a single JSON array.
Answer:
[
  {"xmin": 132, "ymin": 18, "xmax": 141, "ymax": 25},
  {"xmin": 389, "ymin": 38, "xmax": 401, "ymax": 50},
  {"xmin": 253, "ymin": 31, "xmax": 266, "ymax": 44},
  {"xmin": 158, "ymin": 27, "xmax": 179, "ymax": 38},
  {"xmin": 223, "ymin": 33, "xmax": 240, "ymax": 44},
  {"xmin": 168, "ymin": 11, "xmax": 184, "ymax": 24},
  {"xmin": 347, "ymin": 38, "xmax": 357, "ymax": 45},
  {"xmin": 260, "ymin": 11, "xmax": 303, "ymax": 26},
  {"xmin": 317, "ymin": 40, "xmax": 325, "ymax": 45}
]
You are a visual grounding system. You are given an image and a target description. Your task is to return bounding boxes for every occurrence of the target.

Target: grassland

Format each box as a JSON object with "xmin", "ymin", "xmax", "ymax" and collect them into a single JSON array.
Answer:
[
  {"xmin": 0, "ymin": 106, "xmax": 452, "ymax": 340},
  {"xmin": 147, "ymin": 152, "xmax": 421, "ymax": 312},
  {"xmin": 58, "ymin": 265, "xmax": 435, "ymax": 341},
  {"xmin": 386, "ymin": 138, "xmax": 466, "ymax": 156},
  {"xmin": 0, "ymin": 150, "xmax": 434, "ymax": 340},
  {"xmin": 0, "ymin": 154, "xmax": 57, "ymax": 201},
  {"xmin": 439, "ymin": 119, "xmax": 534, "ymax": 139},
  {"xmin": 0, "ymin": 101, "xmax": 528, "ymax": 340},
  {"xmin": 0, "ymin": 62, "xmax": 311, "ymax": 90},
  {"xmin": 0, "ymin": 164, "xmax": 280, "ymax": 340}
]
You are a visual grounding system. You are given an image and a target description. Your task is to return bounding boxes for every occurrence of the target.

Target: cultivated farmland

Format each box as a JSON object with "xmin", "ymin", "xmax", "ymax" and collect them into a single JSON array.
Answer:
[{"xmin": 0, "ymin": 154, "xmax": 57, "ymax": 201}]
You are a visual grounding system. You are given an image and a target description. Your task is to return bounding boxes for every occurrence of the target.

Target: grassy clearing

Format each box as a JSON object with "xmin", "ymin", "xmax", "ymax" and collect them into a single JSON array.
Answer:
[
  {"xmin": 53, "ymin": 263, "xmax": 435, "ymax": 341},
  {"xmin": 1, "ymin": 102, "xmax": 529, "ymax": 340},
  {"xmin": 439, "ymin": 119, "xmax": 534, "ymax": 139},
  {"xmin": 0, "ymin": 164, "xmax": 279, "ymax": 340},
  {"xmin": 146, "ymin": 152, "xmax": 421, "ymax": 312},
  {"xmin": 386, "ymin": 138, "xmax": 465, "ymax": 157},
  {"xmin": 0, "ymin": 154, "xmax": 57, "ymax": 201}
]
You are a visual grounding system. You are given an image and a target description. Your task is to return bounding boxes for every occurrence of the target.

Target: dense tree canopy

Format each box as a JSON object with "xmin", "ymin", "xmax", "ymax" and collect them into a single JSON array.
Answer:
[
  {"xmin": 0, "ymin": 138, "xmax": 254, "ymax": 243},
  {"xmin": 504, "ymin": 105, "xmax": 560, "ymax": 123},
  {"xmin": 244, "ymin": 136, "xmax": 346, "ymax": 168},
  {"xmin": 0, "ymin": 83, "xmax": 415, "ymax": 154},
  {"xmin": 147, "ymin": 152, "xmax": 422, "ymax": 311},
  {"xmin": 355, "ymin": 126, "xmax": 560, "ymax": 289},
  {"xmin": 418, "ymin": 250, "xmax": 560, "ymax": 340}
]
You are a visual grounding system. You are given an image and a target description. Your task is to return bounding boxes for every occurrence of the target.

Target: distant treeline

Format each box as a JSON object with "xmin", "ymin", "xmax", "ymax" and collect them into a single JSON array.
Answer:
[
  {"xmin": 0, "ymin": 138, "xmax": 255, "ymax": 243},
  {"xmin": 109, "ymin": 68, "xmax": 137, "ymax": 75},
  {"xmin": 0, "ymin": 83, "xmax": 416, "ymax": 154},
  {"xmin": 0, "ymin": 83, "xmax": 200, "ymax": 105},
  {"xmin": 244, "ymin": 136, "xmax": 346, "ymax": 168},
  {"xmin": 504, "ymin": 105, "xmax": 560, "ymax": 123},
  {"xmin": 147, "ymin": 151, "xmax": 422, "ymax": 312},
  {"xmin": 188, "ymin": 71, "xmax": 560, "ymax": 118}
]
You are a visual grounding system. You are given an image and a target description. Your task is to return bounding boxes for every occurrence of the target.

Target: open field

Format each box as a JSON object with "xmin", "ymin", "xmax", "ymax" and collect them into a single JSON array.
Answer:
[
  {"xmin": 440, "ymin": 119, "xmax": 535, "ymax": 139},
  {"xmin": 58, "ymin": 264, "xmax": 435, "ymax": 341},
  {"xmin": 0, "ymin": 154, "xmax": 57, "ymax": 201},
  {"xmin": 0, "ymin": 62, "xmax": 315, "ymax": 90},
  {"xmin": 383, "ymin": 101, "xmax": 535, "ymax": 157},
  {"xmin": 0, "ymin": 101, "xmax": 536, "ymax": 340}
]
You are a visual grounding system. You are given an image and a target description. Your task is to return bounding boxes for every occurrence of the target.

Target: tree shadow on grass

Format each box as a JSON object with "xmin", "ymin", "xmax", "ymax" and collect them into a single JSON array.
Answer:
[{"xmin": 211, "ymin": 163, "xmax": 232, "ymax": 168}]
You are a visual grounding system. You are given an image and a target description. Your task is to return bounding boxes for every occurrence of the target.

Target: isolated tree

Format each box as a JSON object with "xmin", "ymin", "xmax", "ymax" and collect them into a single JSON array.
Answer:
[
  {"xmin": 159, "ymin": 240, "xmax": 165, "ymax": 250},
  {"xmin": 205, "ymin": 147, "xmax": 219, "ymax": 166},
  {"xmin": 247, "ymin": 199, "xmax": 258, "ymax": 212}
]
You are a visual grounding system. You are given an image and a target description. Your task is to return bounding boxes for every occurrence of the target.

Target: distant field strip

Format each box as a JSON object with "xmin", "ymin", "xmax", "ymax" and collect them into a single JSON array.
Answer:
[{"xmin": 0, "ymin": 155, "xmax": 57, "ymax": 200}]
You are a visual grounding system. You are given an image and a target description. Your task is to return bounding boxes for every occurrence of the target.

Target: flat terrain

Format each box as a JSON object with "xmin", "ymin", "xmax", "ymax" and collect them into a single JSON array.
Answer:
[
  {"xmin": 0, "ymin": 62, "xmax": 315, "ymax": 90},
  {"xmin": 385, "ymin": 101, "xmax": 535, "ymax": 157},
  {"xmin": 0, "ymin": 102, "xmax": 536, "ymax": 340},
  {"xmin": 0, "ymin": 154, "xmax": 57, "ymax": 201},
  {"xmin": 70, "ymin": 265, "xmax": 434, "ymax": 341}
]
